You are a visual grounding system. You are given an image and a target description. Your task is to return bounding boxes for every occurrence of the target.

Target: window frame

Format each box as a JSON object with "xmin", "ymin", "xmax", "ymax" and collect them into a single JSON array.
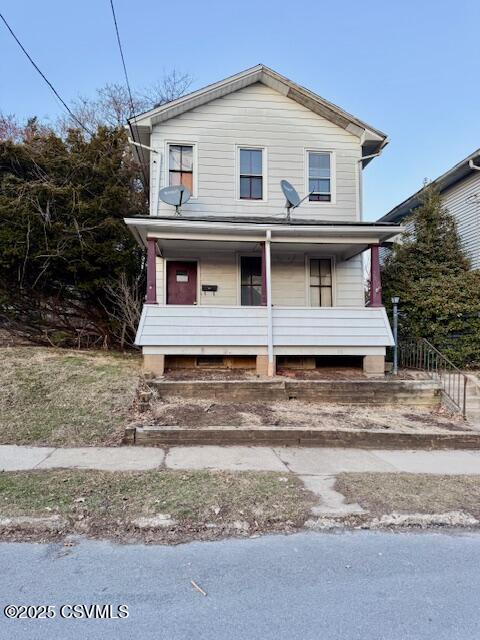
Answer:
[
  {"xmin": 305, "ymin": 255, "xmax": 336, "ymax": 307},
  {"xmin": 236, "ymin": 253, "xmax": 263, "ymax": 306},
  {"xmin": 304, "ymin": 149, "xmax": 336, "ymax": 205},
  {"xmin": 236, "ymin": 145, "xmax": 267, "ymax": 202},
  {"xmin": 165, "ymin": 141, "xmax": 198, "ymax": 198}
]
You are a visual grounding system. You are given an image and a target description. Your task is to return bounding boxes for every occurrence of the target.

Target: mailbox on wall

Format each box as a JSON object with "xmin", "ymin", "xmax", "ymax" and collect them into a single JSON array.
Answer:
[{"xmin": 202, "ymin": 284, "xmax": 218, "ymax": 293}]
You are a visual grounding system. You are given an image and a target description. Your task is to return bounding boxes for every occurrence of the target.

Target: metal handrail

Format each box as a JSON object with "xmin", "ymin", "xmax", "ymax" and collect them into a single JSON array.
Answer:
[{"xmin": 399, "ymin": 338, "xmax": 468, "ymax": 417}]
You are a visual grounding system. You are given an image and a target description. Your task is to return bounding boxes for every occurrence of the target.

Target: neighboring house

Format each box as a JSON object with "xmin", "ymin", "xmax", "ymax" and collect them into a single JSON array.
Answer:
[
  {"xmin": 379, "ymin": 148, "xmax": 480, "ymax": 269},
  {"xmin": 125, "ymin": 65, "xmax": 401, "ymax": 377}
]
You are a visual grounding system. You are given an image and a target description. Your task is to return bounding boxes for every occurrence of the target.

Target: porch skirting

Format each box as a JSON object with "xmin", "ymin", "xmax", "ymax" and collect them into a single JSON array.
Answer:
[{"xmin": 137, "ymin": 304, "xmax": 393, "ymax": 376}]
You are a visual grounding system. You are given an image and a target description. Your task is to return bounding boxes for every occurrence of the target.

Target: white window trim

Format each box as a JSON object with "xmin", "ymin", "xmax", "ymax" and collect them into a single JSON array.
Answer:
[
  {"xmin": 164, "ymin": 141, "xmax": 198, "ymax": 199},
  {"xmin": 162, "ymin": 257, "xmax": 201, "ymax": 305},
  {"xmin": 304, "ymin": 149, "xmax": 336, "ymax": 206},
  {"xmin": 235, "ymin": 145, "xmax": 268, "ymax": 202},
  {"xmin": 304, "ymin": 255, "xmax": 336, "ymax": 307}
]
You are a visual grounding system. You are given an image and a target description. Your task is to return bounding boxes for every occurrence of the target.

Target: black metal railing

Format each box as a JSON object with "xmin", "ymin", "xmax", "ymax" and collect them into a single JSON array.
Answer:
[{"xmin": 399, "ymin": 338, "xmax": 468, "ymax": 417}]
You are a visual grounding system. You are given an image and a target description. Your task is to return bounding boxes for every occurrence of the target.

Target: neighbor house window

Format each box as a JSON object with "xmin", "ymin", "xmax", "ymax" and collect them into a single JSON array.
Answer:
[
  {"xmin": 239, "ymin": 148, "xmax": 263, "ymax": 200},
  {"xmin": 309, "ymin": 258, "xmax": 333, "ymax": 306},
  {"xmin": 169, "ymin": 145, "xmax": 193, "ymax": 192},
  {"xmin": 240, "ymin": 256, "xmax": 262, "ymax": 305},
  {"xmin": 308, "ymin": 152, "xmax": 331, "ymax": 202}
]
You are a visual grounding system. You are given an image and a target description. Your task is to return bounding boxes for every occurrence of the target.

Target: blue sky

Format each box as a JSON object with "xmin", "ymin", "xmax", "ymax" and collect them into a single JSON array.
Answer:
[{"xmin": 1, "ymin": 0, "xmax": 479, "ymax": 219}]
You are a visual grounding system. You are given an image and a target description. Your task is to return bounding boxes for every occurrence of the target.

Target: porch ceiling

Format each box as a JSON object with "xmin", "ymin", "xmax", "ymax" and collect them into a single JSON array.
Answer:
[
  {"xmin": 125, "ymin": 216, "xmax": 404, "ymax": 256},
  {"xmin": 154, "ymin": 238, "xmax": 364, "ymax": 259}
]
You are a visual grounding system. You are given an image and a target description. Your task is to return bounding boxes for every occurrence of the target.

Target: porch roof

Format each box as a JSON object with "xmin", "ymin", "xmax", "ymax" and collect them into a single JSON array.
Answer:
[{"xmin": 124, "ymin": 215, "xmax": 404, "ymax": 259}]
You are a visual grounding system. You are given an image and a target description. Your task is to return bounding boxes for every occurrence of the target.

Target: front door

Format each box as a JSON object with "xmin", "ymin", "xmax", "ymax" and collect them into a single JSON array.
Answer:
[{"xmin": 166, "ymin": 261, "xmax": 197, "ymax": 305}]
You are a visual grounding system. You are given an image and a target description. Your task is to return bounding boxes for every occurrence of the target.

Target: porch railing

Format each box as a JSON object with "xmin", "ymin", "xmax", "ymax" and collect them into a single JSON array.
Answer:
[{"xmin": 399, "ymin": 338, "xmax": 467, "ymax": 417}]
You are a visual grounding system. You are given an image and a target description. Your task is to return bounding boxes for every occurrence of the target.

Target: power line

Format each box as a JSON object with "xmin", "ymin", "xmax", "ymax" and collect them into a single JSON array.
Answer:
[
  {"xmin": 0, "ymin": 12, "xmax": 94, "ymax": 137},
  {"xmin": 108, "ymin": 0, "xmax": 149, "ymax": 189}
]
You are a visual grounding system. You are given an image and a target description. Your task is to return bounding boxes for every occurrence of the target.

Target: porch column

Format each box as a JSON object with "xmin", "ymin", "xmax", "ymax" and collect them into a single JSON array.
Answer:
[
  {"xmin": 369, "ymin": 244, "xmax": 382, "ymax": 307},
  {"xmin": 260, "ymin": 241, "xmax": 267, "ymax": 306},
  {"xmin": 146, "ymin": 237, "xmax": 158, "ymax": 304},
  {"xmin": 265, "ymin": 231, "xmax": 275, "ymax": 377}
]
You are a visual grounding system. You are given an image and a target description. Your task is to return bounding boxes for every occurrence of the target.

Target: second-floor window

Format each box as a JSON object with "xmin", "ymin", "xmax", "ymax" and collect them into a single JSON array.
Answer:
[
  {"xmin": 239, "ymin": 148, "xmax": 263, "ymax": 200},
  {"xmin": 169, "ymin": 145, "xmax": 193, "ymax": 192},
  {"xmin": 308, "ymin": 152, "xmax": 331, "ymax": 202}
]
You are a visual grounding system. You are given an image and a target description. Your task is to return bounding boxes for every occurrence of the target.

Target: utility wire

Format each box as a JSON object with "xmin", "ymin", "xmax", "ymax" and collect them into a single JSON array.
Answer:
[
  {"xmin": 108, "ymin": 0, "xmax": 149, "ymax": 189},
  {"xmin": 0, "ymin": 11, "xmax": 94, "ymax": 137}
]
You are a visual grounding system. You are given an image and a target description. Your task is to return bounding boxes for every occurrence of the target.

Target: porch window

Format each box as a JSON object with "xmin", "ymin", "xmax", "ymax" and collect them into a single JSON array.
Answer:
[
  {"xmin": 169, "ymin": 145, "xmax": 193, "ymax": 192},
  {"xmin": 239, "ymin": 148, "xmax": 263, "ymax": 200},
  {"xmin": 308, "ymin": 152, "xmax": 331, "ymax": 202},
  {"xmin": 240, "ymin": 256, "xmax": 262, "ymax": 305},
  {"xmin": 309, "ymin": 258, "xmax": 333, "ymax": 306}
]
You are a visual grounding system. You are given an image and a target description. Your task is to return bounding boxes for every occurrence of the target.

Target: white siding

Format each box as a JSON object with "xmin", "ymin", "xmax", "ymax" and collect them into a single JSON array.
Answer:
[
  {"xmin": 335, "ymin": 256, "xmax": 365, "ymax": 306},
  {"xmin": 137, "ymin": 305, "xmax": 267, "ymax": 347},
  {"xmin": 156, "ymin": 251, "xmax": 364, "ymax": 308},
  {"xmin": 136, "ymin": 305, "xmax": 393, "ymax": 352},
  {"xmin": 150, "ymin": 83, "xmax": 361, "ymax": 222},
  {"xmin": 442, "ymin": 172, "xmax": 480, "ymax": 270}
]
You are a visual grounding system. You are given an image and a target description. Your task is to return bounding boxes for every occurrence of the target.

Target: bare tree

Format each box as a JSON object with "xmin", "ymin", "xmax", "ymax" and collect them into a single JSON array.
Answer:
[{"xmin": 58, "ymin": 69, "xmax": 193, "ymax": 134}]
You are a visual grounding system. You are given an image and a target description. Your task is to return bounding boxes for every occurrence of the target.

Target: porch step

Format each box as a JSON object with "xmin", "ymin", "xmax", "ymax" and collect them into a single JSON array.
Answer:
[
  {"xmin": 149, "ymin": 379, "xmax": 442, "ymax": 407},
  {"xmin": 127, "ymin": 425, "xmax": 480, "ymax": 450}
]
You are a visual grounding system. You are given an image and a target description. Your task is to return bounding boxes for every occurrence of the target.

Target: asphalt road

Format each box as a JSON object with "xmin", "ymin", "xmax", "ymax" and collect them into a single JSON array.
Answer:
[{"xmin": 1, "ymin": 531, "xmax": 480, "ymax": 640}]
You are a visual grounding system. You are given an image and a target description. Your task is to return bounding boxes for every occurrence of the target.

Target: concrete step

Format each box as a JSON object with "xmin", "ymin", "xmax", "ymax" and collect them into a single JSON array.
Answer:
[
  {"xmin": 149, "ymin": 379, "xmax": 442, "ymax": 407},
  {"xmin": 128, "ymin": 425, "xmax": 480, "ymax": 450}
]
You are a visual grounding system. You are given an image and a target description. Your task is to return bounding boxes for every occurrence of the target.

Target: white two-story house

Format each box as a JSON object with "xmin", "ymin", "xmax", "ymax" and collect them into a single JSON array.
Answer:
[{"xmin": 125, "ymin": 65, "xmax": 401, "ymax": 377}]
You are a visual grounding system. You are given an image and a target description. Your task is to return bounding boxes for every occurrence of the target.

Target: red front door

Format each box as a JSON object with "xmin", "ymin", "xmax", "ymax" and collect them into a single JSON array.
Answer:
[{"xmin": 166, "ymin": 261, "xmax": 197, "ymax": 305}]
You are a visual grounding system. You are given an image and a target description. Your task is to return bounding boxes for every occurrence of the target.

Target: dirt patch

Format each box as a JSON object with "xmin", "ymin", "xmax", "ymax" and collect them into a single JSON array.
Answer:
[
  {"xmin": 145, "ymin": 398, "xmax": 470, "ymax": 433},
  {"xmin": 335, "ymin": 473, "xmax": 480, "ymax": 520},
  {"xmin": 164, "ymin": 368, "xmax": 255, "ymax": 381},
  {"xmin": 0, "ymin": 469, "xmax": 316, "ymax": 544}
]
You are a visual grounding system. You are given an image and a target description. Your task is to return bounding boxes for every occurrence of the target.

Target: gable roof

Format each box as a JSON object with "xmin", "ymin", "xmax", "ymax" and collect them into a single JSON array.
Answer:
[
  {"xmin": 380, "ymin": 148, "xmax": 480, "ymax": 223},
  {"xmin": 129, "ymin": 64, "xmax": 388, "ymax": 158}
]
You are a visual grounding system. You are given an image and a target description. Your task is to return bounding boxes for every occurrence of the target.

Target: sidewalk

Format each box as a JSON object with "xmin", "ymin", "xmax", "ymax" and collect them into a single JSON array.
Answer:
[{"xmin": 1, "ymin": 444, "xmax": 480, "ymax": 475}]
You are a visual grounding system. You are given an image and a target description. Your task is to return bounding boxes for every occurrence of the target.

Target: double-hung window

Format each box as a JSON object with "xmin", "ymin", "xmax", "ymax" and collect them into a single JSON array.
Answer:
[
  {"xmin": 240, "ymin": 256, "xmax": 262, "ymax": 306},
  {"xmin": 239, "ymin": 148, "xmax": 263, "ymax": 200},
  {"xmin": 169, "ymin": 145, "xmax": 194, "ymax": 192},
  {"xmin": 309, "ymin": 258, "xmax": 333, "ymax": 307},
  {"xmin": 308, "ymin": 152, "xmax": 331, "ymax": 202}
]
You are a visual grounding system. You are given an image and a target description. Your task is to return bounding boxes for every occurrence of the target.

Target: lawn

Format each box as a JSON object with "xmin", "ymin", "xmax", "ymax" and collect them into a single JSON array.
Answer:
[
  {"xmin": 0, "ymin": 469, "xmax": 314, "ymax": 542},
  {"xmin": 336, "ymin": 473, "xmax": 480, "ymax": 520},
  {"xmin": 0, "ymin": 347, "xmax": 140, "ymax": 446}
]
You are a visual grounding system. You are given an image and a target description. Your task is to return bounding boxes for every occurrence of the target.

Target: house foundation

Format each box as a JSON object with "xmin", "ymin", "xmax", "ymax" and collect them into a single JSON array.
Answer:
[
  {"xmin": 143, "ymin": 354, "xmax": 165, "ymax": 377},
  {"xmin": 363, "ymin": 355, "xmax": 385, "ymax": 377},
  {"xmin": 256, "ymin": 355, "xmax": 276, "ymax": 377}
]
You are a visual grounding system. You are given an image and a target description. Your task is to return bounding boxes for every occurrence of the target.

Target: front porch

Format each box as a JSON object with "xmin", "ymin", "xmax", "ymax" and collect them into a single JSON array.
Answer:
[{"xmin": 125, "ymin": 216, "xmax": 402, "ymax": 377}]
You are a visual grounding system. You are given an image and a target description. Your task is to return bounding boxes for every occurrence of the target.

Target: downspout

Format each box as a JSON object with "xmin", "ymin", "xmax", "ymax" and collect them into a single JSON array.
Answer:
[
  {"xmin": 469, "ymin": 158, "xmax": 480, "ymax": 171},
  {"xmin": 265, "ymin": 230, "xmax": 274, "ymax": 377},
  {"xmin": 127, "ymin": 137, "xmax": 159, "ymax": 154}
]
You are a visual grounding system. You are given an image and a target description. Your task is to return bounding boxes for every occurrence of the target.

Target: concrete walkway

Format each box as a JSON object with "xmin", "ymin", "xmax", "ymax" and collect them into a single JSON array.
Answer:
[{"xmin": 1, "ymin": 444, "xmax": 480, "ymax": 475}]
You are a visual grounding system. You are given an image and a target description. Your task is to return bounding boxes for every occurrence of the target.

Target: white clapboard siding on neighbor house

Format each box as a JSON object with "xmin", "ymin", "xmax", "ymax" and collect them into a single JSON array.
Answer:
[
  {"xmin": 136, "ymin": 305, "xmax": 394, "ymax": 351},
  {"xmin": 150, "ymin": 83, "xmax": 361, "ymax": 222},
  {"xmin": 442, "ymin": 172, "xmax": 480, "ymax": 270}
]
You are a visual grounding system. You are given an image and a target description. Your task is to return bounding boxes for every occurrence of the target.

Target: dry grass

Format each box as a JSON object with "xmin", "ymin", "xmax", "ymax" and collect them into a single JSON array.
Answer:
[
  {"xmin": 336, "ymin": 473, "xmax": 480, "ymax": 519},
  {"xmin": 0, "ymin": 347, "xmax": 140, "ymax": 446},
  {"xmin": 0, "ymin": 469, "xmax": 314, "ymax": 542}
]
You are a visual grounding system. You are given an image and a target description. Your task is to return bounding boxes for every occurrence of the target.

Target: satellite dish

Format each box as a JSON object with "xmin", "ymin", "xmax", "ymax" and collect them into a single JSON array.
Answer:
[
  {"xmin": 280, "ymin": 180, "xmax": 314, "ymax": 222},
  {"xmin": 159, "ymin": 185, "xmax": 191, "ymax": 215},
  {"xmin": 281, "ymin": 180, "xmax": 301, "ymax": 210}
]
